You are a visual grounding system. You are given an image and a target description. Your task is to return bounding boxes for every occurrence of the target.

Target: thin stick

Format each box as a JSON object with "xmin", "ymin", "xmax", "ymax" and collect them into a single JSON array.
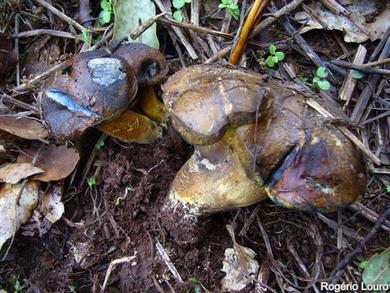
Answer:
[
  {"xmin": 101, "ymin": 256, "xmax": 136, "ymax": 291},
  {"xmin": 331, "ymin": 201, "xmax": 390, "ymax": 284},
  {"xmin": 331, "ymin": 59, "xmax": 390, "ymax": 76},
  {"xmin": 362, "ymin": 57, "xmax": 390, "ymax": 67},
  {"xmin": 157, "ymin": 17, "xmax": 234, "ymax": 40},
  {"xmin": 34, "ymin": 0, "xmax": 87, "ymax": 32},
  {"xmin": 131, "ymin": 12, "xmax": 167, "ymax": 40},
  {"xmin": 229, "ymin": 0, "xmax": 271, "ymax": 65},
  {"xmin": 15, "ymin": 14, "xmax": 20, "ymax": 87},
  {"xmin": 156, "ymin": 240, "xmax": 184, "ymax": 284},
  {"xmin": 12, "ymin": 29, "xmax": 76, "ymax": 39}
]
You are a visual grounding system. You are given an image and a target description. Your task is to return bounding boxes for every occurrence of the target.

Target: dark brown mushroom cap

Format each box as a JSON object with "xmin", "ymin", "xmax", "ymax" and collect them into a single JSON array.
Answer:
[
  {"xmin": 113, "ymin": 42, "xmax": 168, "ymax": 86},
  {"xmin": 43, "ymin": 50, "xmax": 137, "ymax": 140},
  {"xmin": 267, "ymin": 126, "xmax": 367, "ymax": 211},
  {"xmin": 162, "ymin": 64, "xmax": 268, "ymax": 145}
]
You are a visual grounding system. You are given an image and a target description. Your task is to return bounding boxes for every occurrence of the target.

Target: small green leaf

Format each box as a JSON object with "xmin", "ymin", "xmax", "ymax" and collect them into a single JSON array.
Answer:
[
  {"xmin": 316, "ymin": 66, "xmax": 328, "ymax": 78},
  {"xmin": 272, "ymin": 55, "xmax": 279, "ymax": 64},
  {"xmin": 87, "ymin": 177, "xmax": 96, "ymax": 187},
  {"xmin": 230, "ymin": 7, "xmax": 240, "ymax": 20},
  {"xmin": 351, "ymin": 70, "xmax": 363, "ymax": 79},
  {"xmin": 100, "ymin": 0, "xmax": 112, "ymax": 11},
  {"xmin": 362, "ymin": 247, "xmax": 390, "ymax": 287},
  {"xmin": 218, "ymin": 3, "xmax": 226, "ymax": 8},
  {"xmin": 99, "ymin": 10, "xmax": 111, "ymax": 24},
  {"xmin": 318, "ymin": 79, "xmax": 331, "ymax": 91},
  {"xmin": 80, "ymin": 28, "xmax": 91, "ymax": 47},
  {"xmin": 184, "ymin": 0, "xmax": 192, "ymax": 3},
  {"xmin": 359, "ymin": 261, "xmax": 368, "ymax": 269},
  {"xmin": 386, "ymin": 185, "xmax": 390, "ymax": 193},
  {"xmin": 312, "ymin": 76, "xmax": 320, "ymax": 84},
  {"xmin": 269, "ymin": 44, "xmax": 277, "ymax": 55},
  {"xmin": 95, "ymin": 140, "xmax": 105, "ymax": 150},
  {"xmin": 222, "ymin": 0, "xmax": 230, "ymax": 4},
  {"xmin": 275, "ymin": 51, "xmax": 285, "ymax": 61},
  {"xmin": 266, "ymin": 56, "xmax": 276, "ymax": 68},
  {"xmin": 173, "ymin": 10, "xmax": 183, "ymax": 21},
  {"xmin": 173, "ymin": 0, "xmax": 186, "ymax": 9}
]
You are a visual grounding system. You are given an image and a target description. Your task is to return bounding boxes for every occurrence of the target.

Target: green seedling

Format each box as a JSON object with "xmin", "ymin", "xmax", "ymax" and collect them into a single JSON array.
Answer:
[
  {"xmin": 312, "ymin": 67, "xmax": 331, "ymax": 91},
  {"xmin": 266, "ymin": 45, "xmax": 285, "ymax": 68},
  {"xmin": 188, "ymin": 277, "xmax": 202, "ymax": 293},
  {"xmin": 386, "ymin": 185, "xmax": 390, "ymax": 193},
  {"xmin": 95, "ymin": 137, "xmax": 105, "ymax": 150},
  {"xmin": 87, "ymin": 177, "xmax": 96, "ymax": 187},
  {"xmin": 14, "ymin": 280, "xmax": 24, "ymax": 293},
  {"xmin": 359, "ymin": 260, "xmax": 368, "ymax": 269},
  {"xmin": 219, "ymin": 0, "xmax": 240, "ymax": 20},
  {"xmin": 80, "ymin": 28, "xmax": 92, "ymax": 48},
  {"xmin": 68, "ymin": 284, "xmax": 77, "ymax": 293},
  {"xmin": 172, "ymin": 0, "xmax": 191, "ymax": 22},
  {"xmin": 98, "ymin": 0, "xmax": 113, "ymax": 25},
  {"xmin": 351, "ymin": 70, "xmax": 363, "ymax": 80}
]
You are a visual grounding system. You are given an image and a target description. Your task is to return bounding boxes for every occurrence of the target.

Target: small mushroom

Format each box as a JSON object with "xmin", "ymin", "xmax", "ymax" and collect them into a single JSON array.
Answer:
[
  {"xmin": 43, "ymin": 50, "xmax": 137, "ymax": 140},
  {"xmin": 162, "ymin": 64, "xmax": 367, "ymax": 242},
  {"xmin": 43, "ymin": 42, "xmax": 168, "ymax": 142}
]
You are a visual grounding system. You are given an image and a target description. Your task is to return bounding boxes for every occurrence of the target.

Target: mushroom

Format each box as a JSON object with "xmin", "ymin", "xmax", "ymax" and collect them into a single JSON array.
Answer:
[
  {"xmin": 43, "ymin": 42, "xmax": 168, "ymax": 142},
  {"xmin": 162, "ymin": 64, "xmax": 367, "ymax": 242}
]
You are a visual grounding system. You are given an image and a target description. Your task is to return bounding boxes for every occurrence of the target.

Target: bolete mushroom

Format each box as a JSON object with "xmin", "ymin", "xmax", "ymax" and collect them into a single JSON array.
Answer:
[
  {"xmin": 43, "ymin": 42, "xmax": 168, "ymax": 142},
  {"xmin": 162, "ymin": 64, "xmax": 367, "ymax": 242}
]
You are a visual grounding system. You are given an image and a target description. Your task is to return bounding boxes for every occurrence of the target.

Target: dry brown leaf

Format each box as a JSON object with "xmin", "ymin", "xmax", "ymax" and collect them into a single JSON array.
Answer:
[
  {"xmin": 294, "ymin": 1, "xmax": 390, "ymax": 43},
  {"xmin": 0, "ymin": 181, "xmax": 39, "ymax": 250},
  {"xmin": 17, "ymin": 144, "xmax": 80, "ymax": 182},
  {"xmin": 41, "ymin": 183, "xmax": 64, "ymax": 223},
  {"xmin": 221, "ymin": 225, "xmax": 259, "ymax": 291},
  {"xmin": 0, "ymin": 116, "xmax": 49, "ymax": 140},
  {"xmin": 0, "ymin": 163, "xmax": 44, "ymax": 184}
]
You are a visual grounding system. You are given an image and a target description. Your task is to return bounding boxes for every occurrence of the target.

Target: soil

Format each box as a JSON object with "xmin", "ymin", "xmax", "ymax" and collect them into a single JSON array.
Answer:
[{"xmin": 1, "ymin": 124, "xmax": 389, "ymax": 292}]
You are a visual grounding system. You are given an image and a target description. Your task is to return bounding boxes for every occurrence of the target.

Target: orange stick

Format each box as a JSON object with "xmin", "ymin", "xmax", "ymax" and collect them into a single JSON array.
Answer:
[{"xmin": 229, "ymin": 0, "xmax": 271, "ymax": 65}]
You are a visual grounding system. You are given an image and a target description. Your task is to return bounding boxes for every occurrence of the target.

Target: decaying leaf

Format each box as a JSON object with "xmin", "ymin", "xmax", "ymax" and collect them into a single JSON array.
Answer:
[
  {"xmin": 221, "ymin": 225, "xmax": 259, "ymax": 291},
  {"xmin": 0, "ymin": 181, "xmax": 39, "ymax": 250},
  {"xmin": 362, "ymin": 247, "xmax": 390, "ymax": 286},
  {"xmin": 41, "ymin": 183, "xmax": 64, "ymax": 223},
  {"xmin": 98, "ymin": 110, "xmax": 161, "ymax": 144},
  {"xmin": 17, "ymin": 144, "xmax": 80, "ymax": 182},
  {"xmin": 0, "ymin": 163, "xmax": 44, "ymax": 184},
  {"xmin": 294, "ymin": 1, "xmax": 390, "ymax": 43},
  {"xmin": 113, "ymin": 0, "xmax": 159, "ymax": 49},
  {"xmin": 0, "ymin": 116, "xmax": 49, "ymax": 140}
]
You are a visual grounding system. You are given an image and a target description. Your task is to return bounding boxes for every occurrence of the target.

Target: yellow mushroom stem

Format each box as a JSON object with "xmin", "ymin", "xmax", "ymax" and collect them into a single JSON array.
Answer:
[
  {"xmin": 98, "ymin": 110, "xmax": 161, "ymax": 144},
  {"xmin": 166, "ymin": 127, "xmax": 267, "ymax": 214},
  {"xmin": 137, "ymin": 85, "xmax": 166, "ymax": 124}
]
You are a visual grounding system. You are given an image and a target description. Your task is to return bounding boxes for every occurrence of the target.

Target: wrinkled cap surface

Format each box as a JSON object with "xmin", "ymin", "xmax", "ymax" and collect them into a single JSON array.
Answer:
[
  {"xmin": 43, "ymin": 50, "xmax": 137, "ymax": 140},
  {"xmin": 162, "ymin": 64, "xmax": 269, "ymax": 145},
  {"xmin": 113, "ymin": 42, "xmax": 168, "ymax": 86},
  {"xmin": 267, "ymin": 126, "xmax": 367, "ymax": 211}
]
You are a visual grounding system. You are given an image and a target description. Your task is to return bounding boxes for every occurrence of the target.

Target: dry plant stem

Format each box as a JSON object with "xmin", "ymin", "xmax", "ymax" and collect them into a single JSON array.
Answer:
[
  {"xmin": 191, "ymin": 0, "xmax": 200, "ymax": 26},
  {"xmin": 157, "ymin": 17, "xmax": 234, "ymax": 40},
  {"xmin": 153, "ymin": 0, "xmax": 198, "ymax": 60},
  {"xmin": 287, "ymin": 242, "xmax": 320, "ymax": 293},
  {"xmin": 306, "ymin": 99, "xmax": 381, "ymax": 165},
  {"xmin": 15, "ymin": 14, "xmax": 20, "ymax": 87},
  {"xmin": 101, "ymin": 256, "xmax": 137, "ymax": 291},
  {"xmin": 339, "ymin": 45, "xmax": 366, "ymax": 104},
  {"xmin": 316, "ymin": 213, "xmax": 363, "ymax": 241},
  {"xmin": 14, "ymin": 60, "xmax": 71, "ymax": 92},
  {"xmin": 1, "ymin": 93, "xmax": 39, "ymax": 112},
  {"xmin": 331, "ymin": 59, "xmax": 390, "ymax": 76},
  {"xmin": 330, "ymin": 201, "xmax": 390, "ymax": 284},
  {"xmin": 34, "ymin": 0, "xmax": 87, "ymax": 32},
  {"xmin": 362, "ymin": 57, "xmax": 390, "ymax": 67},
  {"xmin": 349, "ymin": 202, "xmax": 390, "ymax": 232},
  {"xmin": 156, "ymin": 240, "xmax": 184, "ymax": 284},
  {"xmin": 12, "ymin": 29, "xmax": 76, "ymax": 39},
  {"xmin": 351, "ymin": 32, "xmax": 390, "ymax": 123},
  {"xmin": 131, "ymin": 12, "xmax": 167, "ymax": 40},
  {"xmin": 253, "ymin": 0, "xmax": 304, "ymax": 35},
  {"xmin": 229, "ymin": 0, "xmax": 271, "ymax": 65}
]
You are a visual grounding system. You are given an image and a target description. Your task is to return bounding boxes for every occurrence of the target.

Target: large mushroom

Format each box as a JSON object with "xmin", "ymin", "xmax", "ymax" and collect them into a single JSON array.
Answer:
[
  {"xmin": 43, "ymin": 42, "xmax": 168, "ymax": 142},
  {"xmin": 162, "ymin": 64, "xmax": 367, "ymax": 243}
]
